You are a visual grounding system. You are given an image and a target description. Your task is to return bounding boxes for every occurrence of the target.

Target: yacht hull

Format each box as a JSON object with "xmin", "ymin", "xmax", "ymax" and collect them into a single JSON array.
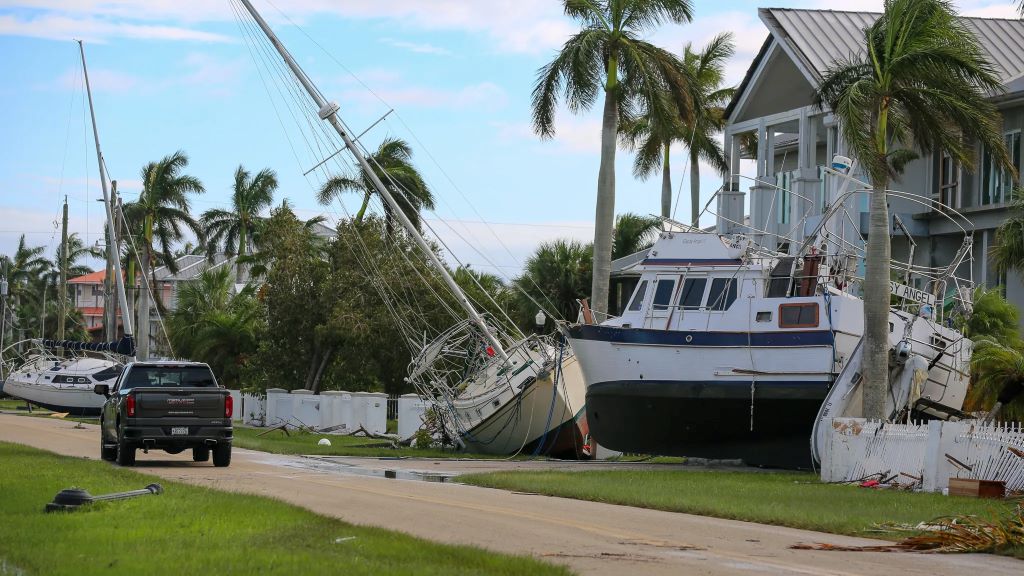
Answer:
[
  {"xmin": 2, "ymin": 355, "xmax": 119, "ymax": 416},
  {"xmin": 2, "ymin": 375, "xmax": 105, "ymax": 415}
]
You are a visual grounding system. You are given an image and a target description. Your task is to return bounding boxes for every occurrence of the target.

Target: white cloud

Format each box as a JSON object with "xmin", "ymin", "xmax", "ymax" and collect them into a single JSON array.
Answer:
[
  {"xmin": 0, "ymin": 0, "xmax": 573, "ymax": 53},
  {"xmin": 342, "ymin": 81, "xmax": 507, "ymax": 110},
  {"xmin": 0, "ymin": 13, "xmax": 232, "ymax": 43},
  {"xmin": 379, "ymin": 37, "xmax": 451, "ymax": 56}
]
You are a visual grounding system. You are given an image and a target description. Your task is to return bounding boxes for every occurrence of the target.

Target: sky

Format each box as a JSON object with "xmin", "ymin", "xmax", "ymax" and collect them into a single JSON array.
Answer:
[{"xmin": 0, "ymin": 0, "xmax": 1018, "ymax": 281}]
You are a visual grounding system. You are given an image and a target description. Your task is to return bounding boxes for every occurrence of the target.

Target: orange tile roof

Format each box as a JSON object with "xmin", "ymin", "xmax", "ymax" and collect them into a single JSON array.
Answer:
[
  {"xmin": 68, "ymin": 270, "xmax": 105, "ymax": 284},
  {"xmin": 79, "ymin": 307, "xmax": 104, "ymax": 316}
]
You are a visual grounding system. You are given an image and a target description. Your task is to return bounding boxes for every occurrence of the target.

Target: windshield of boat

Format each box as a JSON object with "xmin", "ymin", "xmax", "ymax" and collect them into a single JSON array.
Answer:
[{"xmin": 119, "ymin": 366, "xmax": 217, "ymax": 391}]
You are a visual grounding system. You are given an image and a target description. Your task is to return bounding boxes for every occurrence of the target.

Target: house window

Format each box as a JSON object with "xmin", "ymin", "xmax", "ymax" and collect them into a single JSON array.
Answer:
[
  {"xmin": 775, "ymin": 171, "xmax": 791, "ymax": 225},
  {"xmin": 779, "ymin": 303, "xmax": 819, "ymax": 328},
  {"xmin": 678, "ymin": 278, "xmax": 707, "ymax": 310},
  {"xmin": 627, "ymin": 281, "xmax": 648, "ymax": 312},
  {"xmin": 936, "ymin": 150, "xmax": 959, "ymax": 211},
  {"xmin": 982, "ymin": 131, "xmax": 1021, "ymax": 206},
  {"xmin": 92, "ymin": 285, "xmax": 103, "ymax": 296},
  {"xmin": 651, "ymin": 279, "xmax": 675, "ymax": 311},
  {"xmin": 707, "ymin": 278, "xmax": 738, "ymax": 311}
]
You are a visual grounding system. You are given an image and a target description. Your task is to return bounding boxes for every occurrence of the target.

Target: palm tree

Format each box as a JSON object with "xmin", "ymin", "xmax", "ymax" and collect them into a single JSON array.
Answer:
[
  {"xmin": 991, "ymin": 191, "xmax": 1024, "ymax": 277},
  {"xmin": 1, "ymin": 235, "xmax": 50, "ymax": 342},
  {"xmin": 815, "ymin": 0, "xmax": 1012, "ymax": 419},
  {"xmin": 125, "ymin": 150, "xmax": 205, "ymax": 359},
  {"xmin": 168, "ymin": 266, "xmax": 259, "ymax": 388},
  {"xmin": 532, "ymin": 0, "xmax": 694, "ymax": 320},
  {"xmin": 56, "ymin": 233, "xmax": 102, "ymax": 279},
  {"xmin": 317, "ymin": 137, "xmax": 434, "ymax": 233},
  {"xmin": 620, "ymin": 33, "xmax": 735, "ymax": 224},
  {"xmin": 612, "ymin": 212, "xmax": 661, "ymax": 259},
  {"xmin": 968, "ymin": 337, "xmax": 1024, "ymax": 422},
  {"xmin": 514, "ymin": 239, "xmax": 593, "ymax": 326},
  {"xmin": 202, "ymin": 165, "xmax": 278, "ymax": 283}
]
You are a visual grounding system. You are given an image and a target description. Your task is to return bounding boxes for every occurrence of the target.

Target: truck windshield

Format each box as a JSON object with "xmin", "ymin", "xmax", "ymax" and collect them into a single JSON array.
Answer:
[{"xmin": 120, "ymin": 366, "xmax": 217, "ymax": 391}]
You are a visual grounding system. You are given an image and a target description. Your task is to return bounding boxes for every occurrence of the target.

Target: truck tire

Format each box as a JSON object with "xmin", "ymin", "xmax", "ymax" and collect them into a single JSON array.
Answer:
[
  {"xmin": 193, "ymin": 447, "xmax": 210, "ymax": 462},
  {"xmin": 100, "ymin": 433, "xmax": 117, "ymax": 462},
  {"xmin": 212, "ymin": 444, "xmax": 231, "ymax": 467},
  {"xmin": 115, "ymin": 432, "xmax": 136, "ymax": 466}
]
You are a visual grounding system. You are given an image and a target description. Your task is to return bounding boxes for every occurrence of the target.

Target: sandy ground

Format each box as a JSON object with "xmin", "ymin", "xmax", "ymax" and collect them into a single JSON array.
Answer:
[{"xmin": 1, "ymin": 413, "xmax": 1020, "ymax": 576}]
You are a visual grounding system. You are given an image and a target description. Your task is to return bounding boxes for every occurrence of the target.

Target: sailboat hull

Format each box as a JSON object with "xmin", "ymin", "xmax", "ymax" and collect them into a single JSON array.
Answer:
[
  {"xmin": 459, "ymin": 354, "xmax": 589, "ymax": 458},
  {"xmin": 2, "ymin": 355, "xmax": 118, "ymax": 416}
]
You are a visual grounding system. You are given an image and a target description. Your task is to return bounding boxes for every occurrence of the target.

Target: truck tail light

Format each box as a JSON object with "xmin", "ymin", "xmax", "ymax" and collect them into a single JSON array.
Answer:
[
  {"xmin": 224, "ymin": 394, "xmax": 233, "ymax": 419},
  {"xmin": 126, "ymin": 394, "xmax": 136, "ymax": 417}
]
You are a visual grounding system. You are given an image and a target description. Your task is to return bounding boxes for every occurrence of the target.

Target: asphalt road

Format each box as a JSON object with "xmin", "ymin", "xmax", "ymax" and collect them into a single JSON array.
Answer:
[{"xmin": 1, "ymin": 413, "xmax": 1020, "ymax": 576}]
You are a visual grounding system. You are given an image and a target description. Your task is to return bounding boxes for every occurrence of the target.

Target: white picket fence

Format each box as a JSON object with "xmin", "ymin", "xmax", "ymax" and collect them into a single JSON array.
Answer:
[
  {"xmin": 821, "ymin": 418, "xmax": 1024, "ymax": 492},
  {"xmin": 238, "ymin": 389, "xmax": 427, "ymax": 437}
]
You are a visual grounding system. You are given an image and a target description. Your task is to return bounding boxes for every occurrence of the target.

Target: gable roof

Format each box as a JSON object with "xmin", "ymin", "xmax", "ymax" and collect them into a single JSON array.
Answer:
[
  {"xmin": 68, "ymin": 270, "xmax": 104, "ymax": 284},
  {"xmin": 727, "ymin": 8, "xmax": 1024, "ymax": 119}
]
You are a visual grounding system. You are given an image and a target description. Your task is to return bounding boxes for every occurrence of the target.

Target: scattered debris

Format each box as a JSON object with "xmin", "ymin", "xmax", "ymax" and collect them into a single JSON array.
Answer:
[
  {"xmin": 45, "ymin": 483, "xmax": 164, "ymax": 513},
  {"xmin": 48, "ymin": 412, "xmax": 69, "ymax": 419},
  {"xmin": 793, "ymin": 506, "xmax": 1024, "ymax": 553},
  {"xmin": 334, "ymin": 536, "xmax": 357, "ymax": 544}
]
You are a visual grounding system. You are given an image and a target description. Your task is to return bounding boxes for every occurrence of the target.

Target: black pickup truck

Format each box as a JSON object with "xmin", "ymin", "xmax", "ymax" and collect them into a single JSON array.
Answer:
[{"xmin": 94, "ymin": 361, "xmax": 233, "ymax": 467}]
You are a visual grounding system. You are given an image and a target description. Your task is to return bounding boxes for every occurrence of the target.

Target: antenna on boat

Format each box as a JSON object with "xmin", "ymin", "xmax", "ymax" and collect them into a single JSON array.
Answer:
[
  {"xmin": 235, "ymin": 0, "xmax": 508, "ymax": 361},
  {"xmin": 78, "ymin": 40, "xmax": 134, "ymax": 356}
]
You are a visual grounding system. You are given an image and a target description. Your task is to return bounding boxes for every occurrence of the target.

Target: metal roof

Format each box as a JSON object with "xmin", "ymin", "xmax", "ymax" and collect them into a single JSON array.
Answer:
[
  {"xmin": 728, "ymin": 8, "xmax": 1024, "ymax": 118},
  {"xmin": 152, "ymin": 253, "xmax": 235, "ymax": 282},
  {"xmin": 761, "ymin": 8, "xmax": 1024, "ymax": 83}
]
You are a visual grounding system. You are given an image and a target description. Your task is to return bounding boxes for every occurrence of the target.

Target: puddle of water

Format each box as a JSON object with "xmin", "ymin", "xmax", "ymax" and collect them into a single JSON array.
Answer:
[{"xmin": 281, "ymin": 456, "xmax": 454, "ymax": 483}]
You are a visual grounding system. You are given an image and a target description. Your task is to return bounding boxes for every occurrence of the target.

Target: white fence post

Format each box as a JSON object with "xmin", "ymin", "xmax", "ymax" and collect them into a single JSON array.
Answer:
[{"xmin": 265, "ymin": 388, "xmax": 288, "ymax": 427}]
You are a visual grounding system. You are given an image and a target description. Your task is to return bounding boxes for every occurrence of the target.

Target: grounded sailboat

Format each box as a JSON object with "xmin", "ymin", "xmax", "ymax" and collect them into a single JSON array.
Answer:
[
  {"xmin": 565, "ymin": 159, "xmax": 974, "ymax": 467},
  {"xmin": 1, "ymin": 41, "xmax": 136, "ymax": 415},
  {"xmin": 233, "ymin": 0, "xmax": 588, "ymax": 457}
]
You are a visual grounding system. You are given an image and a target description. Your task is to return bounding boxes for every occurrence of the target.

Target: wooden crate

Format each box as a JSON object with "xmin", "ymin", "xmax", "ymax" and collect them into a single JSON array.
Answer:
[{"xmin": 948, "ymin": 478, "xmax": 1006, "ymax": 499}]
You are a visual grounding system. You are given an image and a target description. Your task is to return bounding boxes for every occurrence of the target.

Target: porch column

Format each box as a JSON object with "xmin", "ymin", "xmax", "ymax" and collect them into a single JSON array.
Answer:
[
  {"xmin": 790, "ymin": 108, "xmax": 821, "ymax": 246},
  {"xmin": 750, "ymin": 119, "xmax": 778, "ymax": 250},
  {"xmin": 717, "ymin": 130, "xmax": 745, "ymax": 234}
]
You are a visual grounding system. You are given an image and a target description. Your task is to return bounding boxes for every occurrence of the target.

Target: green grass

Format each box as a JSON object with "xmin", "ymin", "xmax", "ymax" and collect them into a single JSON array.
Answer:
[
  {"xmin": 0, "ymin": 398, "xmax": 34, "ymax": 411},
  {"xmin": 461, "ymin": 469, "xmax": 1023, "ymax": 557},
  {"xmin": 0, "ymin": 441, "xmax": 569, "ymax": 576},
  {"xmin": 232, "ymin": 426, "xmax": 520, "ymax": 459}
]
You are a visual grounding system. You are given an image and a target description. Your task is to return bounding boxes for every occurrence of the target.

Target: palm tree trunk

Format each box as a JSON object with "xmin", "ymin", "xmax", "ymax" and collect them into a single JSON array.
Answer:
[
  {"xmin": 690, "ymin": 149, "xmax": 701, "ymax": 227},
  {"xmin": 355, "ymin": 191, "xmax": 372, "ymax": 222},
  {"xmin": 862, "ymin": 179, "xmax": 891, "ymax": 420},
  {"xmin": 236, "ymin": 225, "xmax": 246, "ymax": 284},
  {"xmin": 661, "ymin": 144, "xmax": 672, "ymax": 219},
  {"xmin": 591, "ymin": 78, "xmax": 619, "ymax": 320},
  {"xmin": 138, "ymin": 257, "xmax": 150, "ymax": 360},
  {"xmin": 310, "ymin": 347, "xmax": 333, "ymax": 394}
]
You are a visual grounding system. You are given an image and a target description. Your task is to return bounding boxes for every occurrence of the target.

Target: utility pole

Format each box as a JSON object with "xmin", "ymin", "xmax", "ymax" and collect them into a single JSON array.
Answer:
[
  {"xmin": 0, "ymin": 264, "xmax": 6, "ymax": 380},
  {"xmin": 104, "ymin": 181, "xmax": 118, "ymax": 341},
  {"xmin": 58, "ymin": 195, "xmax": 68, "ymax": 341}
]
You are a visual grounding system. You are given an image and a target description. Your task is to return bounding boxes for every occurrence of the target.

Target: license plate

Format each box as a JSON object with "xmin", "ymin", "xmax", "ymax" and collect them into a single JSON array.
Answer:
[{"xmin": 171, "ymin": 427, "xmax": 189, "ymax": 436}]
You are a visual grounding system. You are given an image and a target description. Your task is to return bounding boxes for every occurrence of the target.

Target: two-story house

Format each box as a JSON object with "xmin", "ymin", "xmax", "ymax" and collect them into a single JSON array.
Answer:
[{"xmin": 718, "ymin": 8, "xmax": 1024, "ymax": 325}]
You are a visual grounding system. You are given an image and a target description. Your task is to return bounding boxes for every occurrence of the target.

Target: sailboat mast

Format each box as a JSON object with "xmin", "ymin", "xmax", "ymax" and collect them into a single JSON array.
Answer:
[
  {"xmin": 58, "ymin": 196, "xmax": 68, "ymax": 340},
  {"xmin": 78, "ymin": 40, "xmax": 134, "ymax": 349},
  {"xmin": 236, "ymin": 0, "xmax": 508, "ymax": 361}
]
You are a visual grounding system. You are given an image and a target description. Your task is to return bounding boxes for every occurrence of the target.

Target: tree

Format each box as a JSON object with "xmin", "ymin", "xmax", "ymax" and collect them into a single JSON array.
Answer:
[
  {"xmin": 1, "ymin": 235, "xmax": 50, "ymax": 342},
  {"xmin": 990, "ymin": 191, "xmax": 1024, "ymax": 277},
  {"xmin": 514, "ymin": 239, "xmax": 593, "ymax": 327},
  {"xmin": 968, "ymin": 338, "xmax": 1024, "ymax": 422},
  {"xmin": 620, "ymin": 33, "xmax": 735, "ymax": 223},
  {"xmin": 168, "ymin": 266, "xmax": 260, "ymax": 388},
  {"xmin": 125, "ymin": 150, "xmax": 205, "ymax": 359},
  {"xmin": 960, "ymin": 286, "xmax": 1019, "ymax": 346},
  {"xmin": 815, "ymin": 0, "xmax": 1012, "ymax": 419},
  {"xmin": 55, "ymin": 233, "xmax": 102, "ymax": 279},
  {"xmin": 532, "ymin": 0, "xmax": 694, "ymax": 320},
  {"xmin": 317, "ymin": 137, "xmax": 434, "ymax": 233},
  {"xmin": 612, "ymin": 212, "xmax": 661, "ymax": 259},
  {"xmin": 202, "ymin": 165, "xmax": 278, "ymax": 283}
]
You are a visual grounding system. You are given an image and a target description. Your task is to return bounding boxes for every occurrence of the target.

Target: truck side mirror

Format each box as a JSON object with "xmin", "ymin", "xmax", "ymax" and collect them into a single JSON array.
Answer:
[{"xmin": 93, "ymin": 384, "xmax": 110, "ymax": 397}]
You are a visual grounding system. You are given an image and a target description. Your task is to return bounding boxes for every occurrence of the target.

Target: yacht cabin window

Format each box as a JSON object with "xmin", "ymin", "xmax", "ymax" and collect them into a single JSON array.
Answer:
[
  {"xmin": 707, "ymin": 278, "xmax": 738, "ymax": 311},
  {"xmin": 627, "ymin": 281, "xmax": 649, "ymax": 312},
  {"xmin": 678, "ymin": 278, "xmax": 707, "ymax": 309},
  {"xmin": 779, "ymin": 303, "xmax": 818, "ymax": 328},
  {"xmin": 651, "ymin": 279, "xmax": 676, "ymax": 311}
]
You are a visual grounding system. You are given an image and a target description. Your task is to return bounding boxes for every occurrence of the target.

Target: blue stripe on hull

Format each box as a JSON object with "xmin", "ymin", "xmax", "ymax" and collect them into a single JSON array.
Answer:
[
  {"xmin": 567, "ymin": 324, "xmax": 835, "ymax": 347},
  {"xmin": 587, "ymin": 379, "xmax": 831, "ymax": 401}
]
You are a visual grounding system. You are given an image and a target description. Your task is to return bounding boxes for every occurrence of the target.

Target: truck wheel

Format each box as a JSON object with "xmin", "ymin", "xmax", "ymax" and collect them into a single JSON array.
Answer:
[
  {"xmin": 115, "ymin": 433, "xmax": 136, "ymax": 466},
  {"xmin": 193, "ymin": 447, "xmax": 210, "ymax": 462},
  {"xmin": 212, "ymin": 444, "xmax": 231, "ymax": 467},
  {"xmin": 100, "ymin": 434, "xmax": 117, "ymax": 461}
]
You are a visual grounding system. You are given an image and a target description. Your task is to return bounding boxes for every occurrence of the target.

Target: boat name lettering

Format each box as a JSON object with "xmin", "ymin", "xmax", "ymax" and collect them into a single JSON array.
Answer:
[{"xmin": 889, "ymin": 281, "xmax": 935, "ymax": 306}]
